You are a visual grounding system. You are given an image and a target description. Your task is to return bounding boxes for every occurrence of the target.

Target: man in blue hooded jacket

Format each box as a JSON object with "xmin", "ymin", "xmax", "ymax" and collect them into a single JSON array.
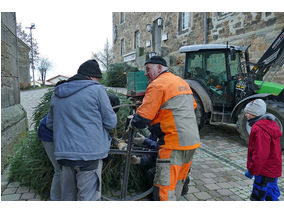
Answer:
[{"xmin": 46, "ymin": 59, "xmax": 117, "ymax": 201}]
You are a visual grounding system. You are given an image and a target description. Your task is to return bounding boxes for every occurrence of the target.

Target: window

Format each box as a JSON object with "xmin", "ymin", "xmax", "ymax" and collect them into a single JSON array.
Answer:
[
  {"xmin": 120, "ymin": 12, "xmax": 125, "ymax": 24},
  {"xmin": 113, "ymin": 25, "xmax": 117, "ymax": 43},
  {"xmin": 134, "ymin": 30, "xmax": 140, "ymax": 48},
  {"xmin": 181, "ymin": 12, "xmax": 189, "ymax": 30},
  {"xmin": 179, "ymin": 12, "xmax": 191, "ymax": 34},
  {"xmin": 120, "ymin": 38, "xmax": 125, "ymax": 55}
]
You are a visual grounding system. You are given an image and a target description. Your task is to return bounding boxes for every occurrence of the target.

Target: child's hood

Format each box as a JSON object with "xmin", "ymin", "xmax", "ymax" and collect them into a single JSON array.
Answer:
[{"xmin": 255, "ymin": 118, "xmax": 282, "ymax": 140}]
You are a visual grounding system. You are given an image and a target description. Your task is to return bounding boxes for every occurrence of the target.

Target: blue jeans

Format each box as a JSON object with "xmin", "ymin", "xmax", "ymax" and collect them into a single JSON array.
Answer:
[
  {"xmin": 42, "ymin": 141, "xmax": 61, "ymax": 201},
  {"xmin": 250, "ymin": 175, "xmax": 280, "ymax": 201}
]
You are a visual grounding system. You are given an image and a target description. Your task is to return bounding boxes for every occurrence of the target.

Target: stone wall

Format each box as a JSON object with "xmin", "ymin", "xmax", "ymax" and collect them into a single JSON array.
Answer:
[
  {"xmin": 1, "ymin": 12, "xmax": 28, "ymax": 172},
  {"xmin": 112, "ymin": 12, "xmax": 284, "ymax": 83},
  {"xmin": 18, "ymin": 39, "xmax": 30, "ymax": 89}
]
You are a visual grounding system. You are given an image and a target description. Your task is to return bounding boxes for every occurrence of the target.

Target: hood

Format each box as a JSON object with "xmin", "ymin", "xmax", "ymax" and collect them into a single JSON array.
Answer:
[
  {"xmin": 255, "ymin": 117, "xmax": 282, "ymax": 140},
  {"xmin": 54, "ymin": 80, "xmax": 99, "ymax": 98}
]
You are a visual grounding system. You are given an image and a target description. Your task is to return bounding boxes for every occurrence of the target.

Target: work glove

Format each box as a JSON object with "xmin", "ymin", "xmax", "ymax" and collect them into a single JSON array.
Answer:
[
  {"xmin": 125, "ymin": 115, "xmax": 135, "ymax": 134},
  {"xmin": 117, "ymin": 141, "xmax": 127, "ymax": 150},
  {"xmin": 133, "ymin": 133, "xmax": 145, "ymax": 145},
  {"xmin": 245, "ymin": 171, "xmax": 254, "ymax": 179},
  {"xmin": 130, "ymin": 155, "xmax": 141, "ymax": 164}
]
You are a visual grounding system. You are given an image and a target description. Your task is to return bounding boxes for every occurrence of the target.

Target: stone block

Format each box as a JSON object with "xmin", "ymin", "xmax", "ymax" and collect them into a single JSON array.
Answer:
[
  {"xmin": 194, "ymin": 192, "xmax": 212, "ymax": 200},
  {"xmin": 1, "ymin": 194, "xmax": 21, "ymax": 201},
  {"xmin": 16, "ymin": 186, "xmax": 30, "ymax": 194},
  {"xmin": 205, "ymin": 183, "xmax": 221, "ymax": 190},
  {"xmin": 3, "ymin": 187, "xmax": 17, "ymax": 195},
  {"xmin": 217, "ymin": 189, "xmax": 234, "ymax": 196},
  {"xmin": 184, "ymin": 193, "xmax": 199, "ymax": 201},
  {"xmin": 20, "ymin": 192, "xmax": 35, "ymax": 200},
  {"xmin": 7, "ymin": 182, "xmax": 20, "ymax": 188}
]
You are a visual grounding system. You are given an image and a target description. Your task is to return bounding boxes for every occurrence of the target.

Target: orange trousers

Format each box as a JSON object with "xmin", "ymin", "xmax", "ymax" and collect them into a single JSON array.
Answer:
[{"xmin": 153, "ymin": 148, "xmax": 196, "ymax": 201}]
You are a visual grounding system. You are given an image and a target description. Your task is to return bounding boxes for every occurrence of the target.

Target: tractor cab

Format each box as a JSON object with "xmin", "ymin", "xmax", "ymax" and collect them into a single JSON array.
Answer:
[{"xmin": 180, "ymin": 44, "xmax": 244, "ymax": 112}]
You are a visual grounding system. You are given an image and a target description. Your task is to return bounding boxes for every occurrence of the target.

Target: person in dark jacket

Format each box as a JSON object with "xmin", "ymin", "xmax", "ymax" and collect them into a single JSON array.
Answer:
[
  {"xmin": 244, "ymin": 99, "xmax": 282, "ymax": 201},
  {"xmin": 131, "ymin": 132, "xmax": 191, "ymax": 197},
  {"xmin": 46, "ymin": 59, "xmax": 117, "ymax": 201}
]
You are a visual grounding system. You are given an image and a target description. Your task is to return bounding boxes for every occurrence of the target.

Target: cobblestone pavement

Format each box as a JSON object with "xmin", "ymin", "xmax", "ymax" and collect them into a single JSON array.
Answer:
[
  {"xmin": 20, "ymin": 88, "xmax": 50, "ymax": 130},
  {"xmin": 2, "ymin": 88, "xmax": 284, "ymax": 201},
  {"xmin": 182, "ymin": 124, "xmax": 284, "ymax": 201}
]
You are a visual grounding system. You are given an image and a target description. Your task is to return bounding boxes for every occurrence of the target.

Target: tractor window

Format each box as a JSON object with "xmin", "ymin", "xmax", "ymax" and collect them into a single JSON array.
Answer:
[
  {"xmin": 229, "ymin": 52, "xmax": 241, "ymax": 77},
  {"xmin": 205, "ymin": 52, "xmax": 227, "ymax": 82},
  {"xmin": 204, "ymin": 51, "xmax": 227, "ymax": 104},
  {"xmin": 186, "ymin": 52, "xmax": 206, "ymax": 84}
]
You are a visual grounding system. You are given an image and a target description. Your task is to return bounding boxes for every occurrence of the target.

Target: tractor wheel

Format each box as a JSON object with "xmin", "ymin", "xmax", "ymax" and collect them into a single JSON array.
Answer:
[
  {"xmin": 237, "ymin": 100, "xmax": 284, "ymax": 149},
  {"xmin": 193, "ymin": 93, "xmax": 206, "ymax": 130}
]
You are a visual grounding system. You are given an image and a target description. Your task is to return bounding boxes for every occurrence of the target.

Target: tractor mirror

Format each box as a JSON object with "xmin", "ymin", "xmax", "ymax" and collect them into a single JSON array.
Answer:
[{"xmin": 230, "ymin": 48, "xmax": 236, "ymax": 61}]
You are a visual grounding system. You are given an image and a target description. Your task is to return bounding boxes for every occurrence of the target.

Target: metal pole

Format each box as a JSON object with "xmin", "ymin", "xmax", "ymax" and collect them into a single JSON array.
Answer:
[
  {"xmin": 30, "ymin": 28, "xmax": 35, "ymax": 88},
  {"xmin": 121, "ymin": 126, "xmax": 134, "ymax": 200},
  {"xmin": 26, "ymin": 24, "xmax": 35, "ymax": 88},
  {"xmin": 204, "ymin": 12, "xmax": 207, "ymax": 44}
]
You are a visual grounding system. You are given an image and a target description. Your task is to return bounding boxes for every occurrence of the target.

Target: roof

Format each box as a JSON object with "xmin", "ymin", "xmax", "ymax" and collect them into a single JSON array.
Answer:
[
  {"xmin": 47, "ymin": 75, "xmax": 70, "ymax": 81},
  {"xmin": 179, "ymin": 44, "xmax": 244, "ymax": 53}
]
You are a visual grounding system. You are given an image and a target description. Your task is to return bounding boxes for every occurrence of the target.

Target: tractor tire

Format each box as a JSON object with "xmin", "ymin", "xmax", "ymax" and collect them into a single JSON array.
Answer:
[
  {"xmin": 193, "ymin": 93, "xmax": 206, "ymax": 130},
  {"xmin": 236, "ymin": 100, "xmax": 284, "ymax": 149}
]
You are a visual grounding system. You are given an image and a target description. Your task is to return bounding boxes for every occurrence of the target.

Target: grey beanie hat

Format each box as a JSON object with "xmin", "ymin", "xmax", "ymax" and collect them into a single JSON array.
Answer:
[{"xmin": 244, "ymin": 99, "xmax": 266, "ymax": 116}]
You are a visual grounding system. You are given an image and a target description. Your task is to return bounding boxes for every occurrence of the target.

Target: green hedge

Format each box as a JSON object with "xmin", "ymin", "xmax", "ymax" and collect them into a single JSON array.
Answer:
[{"xmin": 105, "ymin": 63, "xmax": 138, "ymax": 87}]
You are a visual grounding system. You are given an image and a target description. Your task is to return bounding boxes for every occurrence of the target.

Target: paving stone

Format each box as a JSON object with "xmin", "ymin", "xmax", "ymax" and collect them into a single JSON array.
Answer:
[
  {"xmin": 204, "ymin": 183, "xmax": 221, "ymax": 190},
  {"xmin": 193, "ymin": 179, "xmax": 205, "ymax": 185},
  {"xmin": 16, "ymin": 186, "xmax": 30, "ymax": 194},
  {"xmin": 1, "ymin": 194, "xmax": 21, "ymax": 201},
  {"xmin": 217, "ymin": 189, "xmax": 234, "ymax": 196},
  {"xmin": 2, "ymin": 187, "xmax": 17, "ymax": 195},
  {"xmin": 212, "ymin": 177, "xmax": 224, "ymax": 183},
  {"xmin": 227, "ymin": 181, "xmax": 241, "ymax": 187},
  {"xmin": 188, "ymin": 186, "xmax": 200, "ymax": 193},
  {"xmin": 219, "ymin": 196, "xmax": 233, "ymax": 201},
  {"xmin": 194, "ymin": 192, "xmax": 212, "ymax": 200},
  {"xmin": 1, "ymin": 181, "xmax": 8, "ymax": 192},
  {"xmin": 195, "ymin": 184, "xmax": 208, "ymax": 192},
  {"xmin": 216, "ymin": 182, "xmax": 232, "ymax": 189},
  {"xmin": 229, "ymin": 195, "xmax": 244, "ymax": 201},
  {"xmin": 20, "ymin": 193, "xmax": 35, "ymax": 200},
  {"xmin": 184, "ymin": 193, "xmax": 199, "ymax": 201},
  {"xmin": 207, "ymin": 190, "xmax": 221, "ymax": 198},
  {"xmin": 202, "ymin": 178, "xmax": 216, "ymax": 184},
  {"xmin": 7, "ymin": 182, "xmax": 20, "ymax": 188},
  {"xmin": 203, "ymin": 173, "xmax": 216, "ymax": 178}
]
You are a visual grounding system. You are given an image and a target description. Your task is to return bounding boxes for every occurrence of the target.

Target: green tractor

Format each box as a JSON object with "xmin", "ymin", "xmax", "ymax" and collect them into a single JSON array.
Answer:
[{"xmin": 179, "ymin": 28, "xmax": 284, "ymax": 148}]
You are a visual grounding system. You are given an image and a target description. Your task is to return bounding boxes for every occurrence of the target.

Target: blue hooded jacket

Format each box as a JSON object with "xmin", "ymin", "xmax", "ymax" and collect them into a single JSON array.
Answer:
[
  {"xmin": 38, "ymin": 115, "xmax": 53, "ymax": 142},
  {"xmin": 46, "ymin": 79, "xmax": 117, "ymax": 161}
]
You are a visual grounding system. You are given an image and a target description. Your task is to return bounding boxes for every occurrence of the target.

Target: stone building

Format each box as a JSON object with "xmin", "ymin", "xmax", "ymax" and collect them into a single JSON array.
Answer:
[
  {"xmin": 1, "ymin": 12, "xmax": 28, "ymax": 172},
  {"xmin": 112, "ymin": 12, "xmax": 284, "ymax": 83}
]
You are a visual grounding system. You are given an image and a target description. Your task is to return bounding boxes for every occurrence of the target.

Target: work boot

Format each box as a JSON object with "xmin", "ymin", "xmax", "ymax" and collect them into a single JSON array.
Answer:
[{"xmin": 181, "ymin": 176, "xmax": 190, "ymax": 196}]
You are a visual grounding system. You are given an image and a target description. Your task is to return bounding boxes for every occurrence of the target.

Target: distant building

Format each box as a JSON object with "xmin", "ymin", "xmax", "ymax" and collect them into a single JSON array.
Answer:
[
  {"xmin": 46, "ymin": 74, "xmax": 70, "ymax": 85},
  {"xmin": 112, "ymin": 12, "xmax": 284, "ymax": 83}
]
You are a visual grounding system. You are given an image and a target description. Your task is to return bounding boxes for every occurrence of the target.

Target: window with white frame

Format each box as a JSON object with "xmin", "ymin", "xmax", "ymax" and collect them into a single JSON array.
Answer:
[
  {"xmin": 134, "ymin": 30, "xmax": 140, "ymax": 48},
  {"xmin": 181, "ymin": 12, "xmax": 189, "ymax": 30},
  {"xmin": 120, "ymin": 38, "xmax": 125, "ymax": 55}
]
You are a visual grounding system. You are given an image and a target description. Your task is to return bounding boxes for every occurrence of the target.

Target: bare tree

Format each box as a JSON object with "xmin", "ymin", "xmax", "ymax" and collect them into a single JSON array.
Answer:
[
  {"xmin": 17, "ymin": 22, "xmax": 40, "ymax": 65},
  {"xmin": 38, "ymin": 57, "xmax": 52, "ymax": 86},
  {"xmin": 92, "ymin": 39, "xmax": 113, "ymax": 71}
]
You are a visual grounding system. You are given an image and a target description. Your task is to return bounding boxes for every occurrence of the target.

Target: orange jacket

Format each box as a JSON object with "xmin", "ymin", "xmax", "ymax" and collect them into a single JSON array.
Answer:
[{"xmin": 136, "ymin": 72, "xmax": 200, "ymax": 150}]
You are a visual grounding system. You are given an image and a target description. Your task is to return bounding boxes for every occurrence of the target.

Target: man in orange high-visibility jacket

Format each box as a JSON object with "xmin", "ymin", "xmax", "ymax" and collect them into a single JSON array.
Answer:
[{"xmin": 131, "ymin": 56, "xmax": 200, "ymax": 201}]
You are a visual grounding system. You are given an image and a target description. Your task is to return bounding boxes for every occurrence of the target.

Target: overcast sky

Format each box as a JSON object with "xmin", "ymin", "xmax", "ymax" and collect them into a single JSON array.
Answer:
[
  {"xmin": 8, "ymin": 1, "xmax": 114, "ymax": 80},
  {"xmin": 2, "ymin": 0, "xmax": 280, "ymax": 81}
]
